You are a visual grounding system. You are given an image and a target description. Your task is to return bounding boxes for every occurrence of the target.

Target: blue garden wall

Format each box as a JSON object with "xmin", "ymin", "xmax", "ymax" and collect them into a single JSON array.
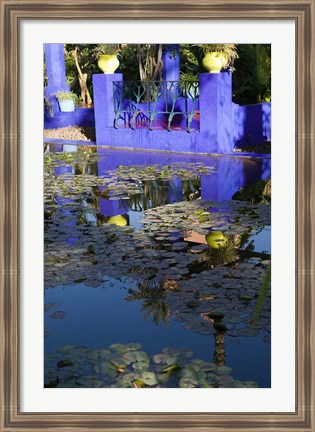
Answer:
[
  {"xmin": 44, "ymin": 43, "xmax": 271, "ymax": 155},
  {"xmin": 92, "ymin": 72, "xmax": 271, "ymax": 154},
  {"xmin": 232, "ymin": 102, "xmax": 271, "ymax": 148},
  {"xmin": 44, "ymin": 107, "xmax": 95, "ymax": 129}
]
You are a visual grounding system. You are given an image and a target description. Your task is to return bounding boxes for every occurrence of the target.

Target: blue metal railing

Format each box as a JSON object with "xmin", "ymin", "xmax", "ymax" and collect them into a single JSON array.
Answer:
[{"xmin": 113, "ymin": 80, "xmax": 199, "ymax": 132}]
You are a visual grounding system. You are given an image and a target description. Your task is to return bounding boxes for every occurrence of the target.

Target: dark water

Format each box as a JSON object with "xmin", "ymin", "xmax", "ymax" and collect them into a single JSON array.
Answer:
[{"xmin": 44, "ymin": 146, "xmax": 271, "ymax": 388}]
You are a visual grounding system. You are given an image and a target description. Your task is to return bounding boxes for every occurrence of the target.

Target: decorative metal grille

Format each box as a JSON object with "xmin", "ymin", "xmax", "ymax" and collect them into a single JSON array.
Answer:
[{"xmin": 113, "ymin": 80, "xmax": 199, "ymax": 132}]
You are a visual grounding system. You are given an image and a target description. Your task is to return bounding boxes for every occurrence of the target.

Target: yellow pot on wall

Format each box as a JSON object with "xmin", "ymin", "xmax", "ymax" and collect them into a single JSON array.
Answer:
[
  {"xmin": 205, "ymin": 232, "xmax": 228, "ymax": 249},
  {"xmin": 107, "ymin": 215, "xmax": 127, "ymax": 227},
  {"xmin": 97, "ymin": 54, "xmax": 120, "ymax": 74},
  {"xmin": 202, "ymin": 52, "xmax": 228, "ymax": 73}
]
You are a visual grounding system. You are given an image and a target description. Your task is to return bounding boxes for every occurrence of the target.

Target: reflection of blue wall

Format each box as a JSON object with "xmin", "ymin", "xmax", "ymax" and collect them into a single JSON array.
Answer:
[
  {"xmin": 168, "ymin": 177, "xmax": 183, "ymax": 203},
  {"xmin": 200, "ymin": 157, "xmax": 271, "ymax": 201},
  {"xmin": 97, "ymin": 148, "xmax": 271, "ymax": 203},
  {"xmin": 99, "ymin": 197, "xmax": 127, "ymax": 217},
  {"xmin": 54, "ymin": 165, "xmax": 74, "ymax": 175}
]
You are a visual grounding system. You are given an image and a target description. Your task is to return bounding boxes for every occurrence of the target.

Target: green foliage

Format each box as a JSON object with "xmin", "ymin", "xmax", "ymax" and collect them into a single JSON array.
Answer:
[
  {"xmin": 60, "ymin": 43, "xmax": 271, "ymax": 109},
  {"xmin": 92, "ymin": 43, "xmax": 121, "ymax": 58},
  {"xmin": 253, "ymin": 265, "xmax": 271, "ymax": 324},
  {"xmin": 195, "ymin": 43, "xmax": 239, "ymax": 69},
  {"xmin": 54, "ymin": 90, "xmax": 79, "ymax": 103},
  {"xmin": 232, "ymin": 179, "xmax": 271, "ymax": 204},
  {"xmin": 64, "ymin": 44, "xmax": 99, "ymax": 100},
  {"xmin": 45, "ymin": 343, "xmax": 259, "ymax": 388},
  {"xmin": 233, "ymin": 44, "xmax": 271, "ymax": 104},
  {"xmin": 180, "ymin": 44, "xmax": 204, "ymax": 74},
  {"xmin": 180, "ymin": 70, "xmax": 199, "ymax": 82},
  {"xmin": 118, "ymin": 45, "xmax": 140, "ymax": 81}
]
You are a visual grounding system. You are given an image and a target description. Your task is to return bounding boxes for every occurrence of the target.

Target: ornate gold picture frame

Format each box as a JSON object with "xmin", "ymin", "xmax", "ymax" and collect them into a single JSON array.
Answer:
[{"xmin": 1, "ymin": 0, "xmax": 314, "ymax": 430}]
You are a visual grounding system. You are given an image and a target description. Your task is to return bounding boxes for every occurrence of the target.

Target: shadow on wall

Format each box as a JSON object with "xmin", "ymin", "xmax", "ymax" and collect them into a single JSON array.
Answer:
[{"xmin": 233, "ymin": 102, "xmax": 271, "ymax": 148}]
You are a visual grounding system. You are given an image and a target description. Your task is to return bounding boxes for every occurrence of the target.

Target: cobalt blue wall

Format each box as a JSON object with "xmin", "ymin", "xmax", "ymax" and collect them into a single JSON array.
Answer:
[
  {"xmin": 44, "ymin": 107, "xmax": 95, "ymax": 129},
  {"xmin": 91, "ymin": 72, "xmax": 271, "ymax": 154},
  {"xmin": 162, "ymin": 45, "xmax": 180, "ymax": 82},
  {"xmin": 232, "ymin": 102, "xmax": 271, "ymax": 147},
  {"xmin": 43, "ymin": 42, "xmax": 271, "ymax": 154}
]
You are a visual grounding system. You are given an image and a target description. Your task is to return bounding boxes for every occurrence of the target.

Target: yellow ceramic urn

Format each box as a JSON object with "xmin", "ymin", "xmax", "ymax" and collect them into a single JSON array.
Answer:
[
  {"xmin": 205, "ymin": 232, "xmax": 228, "ymax": 249},
  {"xmin": 202, "ymin": 52, "xmax": 228, "ymax": 73},
  {"xmin": 107, "ymin": 215, "xmax": 127, "ymax": 227},
  {"xmin": 97, "ymin": 54, "xmax": 120, "ymax": 74}
]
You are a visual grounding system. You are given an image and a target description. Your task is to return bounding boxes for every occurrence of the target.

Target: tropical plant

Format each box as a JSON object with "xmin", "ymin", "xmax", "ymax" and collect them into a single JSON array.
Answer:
[
  {"xmin": 136, "ymin": 44, "xmax": 163, "ymax": 82},
  {"xmin": 180, "ymin": 70, "xmax": 199, "ymax": 83},
  {"xmin": 233, "ymin": 44, "xmax": 271, "ymax": 104},
  {"xmin": 195, "ymin": 43, "xmax": 239, "ymax": 71},
  {"xmin": 253, "ymin": 264, "xmax": 271, "ymax": 324},
  {"xmin": 64, "ymin": 44, "xmax": 98, "ymax": 105},
  {"xmin": 54, "ymin": 89, "xmax": 79, "ymax": 103},
  {"xmin": 180, "ymin": 44, "xmax": 204, "ymax": 74},
  {"xmin": 92, "ymin": 43, "xmax": 121, "ymax": 58}
]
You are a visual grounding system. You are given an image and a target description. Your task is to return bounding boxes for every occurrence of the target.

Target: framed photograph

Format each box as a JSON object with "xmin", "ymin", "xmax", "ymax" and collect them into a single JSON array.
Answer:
[{"xmin": 1, "ymin": 0, "xmax": 314, "ymax": 430}]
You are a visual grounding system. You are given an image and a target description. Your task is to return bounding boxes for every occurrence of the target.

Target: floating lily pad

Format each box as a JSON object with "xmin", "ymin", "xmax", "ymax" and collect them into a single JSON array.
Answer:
[
  {"xmin": 44, "ymin": 302, "xmax": 60, "ymax": 312},
  {"xmin": 49, "ymin": 311, "xmax": 67, "ymax": 319},
  {"xmin": 141, "ymin": 371, "xmax": 158, "ymax": 386},
  {"xmin": 75, "ymin": 375, "xmax": 104, "ymax": 387},
  {"xmin": 57, "ymin": 359, "xmax": 74, "ymax": 369}
]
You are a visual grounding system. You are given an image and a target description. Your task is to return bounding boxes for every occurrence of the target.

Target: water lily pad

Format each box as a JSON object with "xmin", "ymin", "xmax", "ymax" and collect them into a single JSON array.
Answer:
[
  {"xmin": 94, "ymin": 361, "xmax": 117, "ymax": 378},
  {"xmin": 141, "ymin": 371, "xmax": 158, "ymax": 386},
  {"xmin": 44, "ymin": 302, "xmax": 60, "ymax": 312},
  {"xmin": 49, "ymin": 311, "xmax": 67, "ymax": 319},
  {"xmin": 75, "ymin": 375, "xmax": 104, "ymax": 387},
  {"xmin": 57, "ymin": 359, "xmax": 74, "ymax": 369},
  {"xmin": 178, "ymin": 377, "xmax": 198, "ymax": 388},
  {"xmin": 132, "ymin": 379, "xmax": 147, "ymax": 388},
  {"xmin": 132, "ymin": 360, "xmax": 150, "ymax": 372}
]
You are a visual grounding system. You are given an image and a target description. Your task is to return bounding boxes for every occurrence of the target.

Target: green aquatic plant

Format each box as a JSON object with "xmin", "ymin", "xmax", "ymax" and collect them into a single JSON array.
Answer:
[
  {"xmin": 44, "ymin": 343, "xmax": 258, "ymax": 388},
  {"xmin": 253, "ymin": 264, "xmax": 271, "ymax": 324}
]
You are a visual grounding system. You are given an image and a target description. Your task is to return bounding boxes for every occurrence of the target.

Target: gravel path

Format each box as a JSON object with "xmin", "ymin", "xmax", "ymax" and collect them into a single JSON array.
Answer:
[{"xmin": 44, "ymin": 126, "xmax": 96, "ymax": 142}]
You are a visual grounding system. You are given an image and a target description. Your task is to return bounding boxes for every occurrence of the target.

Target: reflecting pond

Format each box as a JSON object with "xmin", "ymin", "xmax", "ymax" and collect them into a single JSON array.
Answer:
[{"xmin": 44, "ymin": 145, "xmax": 271, "ymax": 388}]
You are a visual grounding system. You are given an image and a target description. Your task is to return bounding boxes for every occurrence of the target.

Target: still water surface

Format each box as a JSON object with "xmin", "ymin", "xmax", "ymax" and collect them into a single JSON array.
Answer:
[{"xmin": 44, "ymin": 146, "xmax": 271, "ymax": 388}]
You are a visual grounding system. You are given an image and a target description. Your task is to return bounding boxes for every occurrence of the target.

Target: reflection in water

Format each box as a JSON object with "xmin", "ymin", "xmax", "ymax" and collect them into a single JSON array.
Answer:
[
  {"xmin": 125, "ymin": 281, "xmax": 171, "ymax": 327},
  {"xmin": 127, "ymin": 178, "xmax": 198, "ymax": 212},
  {"xmin": 126, "ymin": 279, "xmax": 228, "ymax": 367},
  {"xmin": 214, "ymin": 332, "xmax": 226, "ymax": 366},
  {"xmin": 44, "ymin": 147, "xmax": 271, "ymax": 387}
]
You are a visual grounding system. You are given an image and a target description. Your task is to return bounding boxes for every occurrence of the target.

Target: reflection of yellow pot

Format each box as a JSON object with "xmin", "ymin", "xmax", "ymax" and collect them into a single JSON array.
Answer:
[
  {"xmin": 107, "ymin": 215, "xmax": 127, "ymax": 226},
  {"xmin": 97, "ymin": 54, "xmax": 120, "ymax": 74},
  {"xmin": 205, "ymin": 232, "xmax": 227, "ymax": 249},
  {"xmin": 202, "ymin": 52, "xmax": 228, "ymax": 73}
]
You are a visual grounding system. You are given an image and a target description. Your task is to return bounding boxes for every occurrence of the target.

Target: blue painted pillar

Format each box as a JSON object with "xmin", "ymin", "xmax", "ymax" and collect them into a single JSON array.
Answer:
[
  {"xmin": 92, "ymin": 73, "xmax": 123, "ymax": 145},
  {"xmin": 44, "ymin": 43, "xmax": 69, "ymax": 114},
  {"xmin": 162, "ymin": 44, "xmax": 180, "ymax": 82},
  {"xmin": 44, "ymin": 44, "xmax": 69, "ymax": 93},
  {"xmin": 100, "ymin": 197, "xmax": 124, "ymax": 216},
  {"xmin": 168, "ymin": 177, "xmax": 182, "ymax": 203},
  {"xmin": 199, "ymin": 72, "xmax": 233, "ymax": 153}
]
